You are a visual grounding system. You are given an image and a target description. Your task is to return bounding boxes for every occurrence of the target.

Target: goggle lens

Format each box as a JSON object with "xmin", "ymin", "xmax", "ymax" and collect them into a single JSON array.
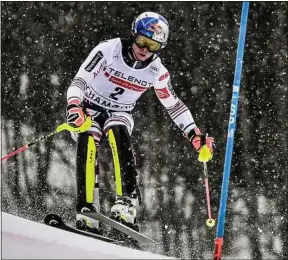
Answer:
[{"xmin": 134, "ymin": 35, "xmax": 162, "ymax": 52}]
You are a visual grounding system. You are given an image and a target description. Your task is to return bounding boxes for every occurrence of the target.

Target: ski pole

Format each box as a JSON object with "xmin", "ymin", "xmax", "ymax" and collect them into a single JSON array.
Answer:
[
  {"xmin": 1, "ymin": 117, "xmax": 92, "ymax": 161},
  {"xmin": 198, "ymin": 145, "xmax": 215, "ymax": 227},
  {"xmin": 213, "ymin": 2, "xmax": 249, "ymax": 260}
]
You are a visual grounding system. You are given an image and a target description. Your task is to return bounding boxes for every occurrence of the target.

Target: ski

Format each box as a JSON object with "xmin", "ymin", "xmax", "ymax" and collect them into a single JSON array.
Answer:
[
  {"xmin": 83, "ymin": 212, "xmax": 156, "ymax": 245},
  {"xmin": 44, "ymin": 214, "xmax": 124, "ymax": 244}
]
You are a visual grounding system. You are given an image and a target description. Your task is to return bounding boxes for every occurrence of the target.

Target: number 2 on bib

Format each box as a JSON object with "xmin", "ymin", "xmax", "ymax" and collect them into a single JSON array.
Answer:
[{"xmin": 109, "ymin": 87, "xmax": 125, "ymax": 100}]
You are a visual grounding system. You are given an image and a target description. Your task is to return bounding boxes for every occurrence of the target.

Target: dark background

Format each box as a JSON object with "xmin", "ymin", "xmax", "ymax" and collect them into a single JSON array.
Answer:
[{"xmin": 1, "ymin": 2, "xmax": 287, "ymax": 259}]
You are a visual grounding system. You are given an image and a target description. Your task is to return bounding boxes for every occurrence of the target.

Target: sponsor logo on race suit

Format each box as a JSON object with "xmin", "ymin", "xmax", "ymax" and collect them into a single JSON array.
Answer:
[
  {"xmin": 85, "ymin": 51, "xmax": 104, "ymax": 72},
  {"xmin": 159, "ymin": 71, "xmax": 170, "ymax": 81},
  {"xmin": 155, "ymin": 79, "xmax": 177, "ymax": 99},
  {"xmin": 103, "ymin": 67, "xmax": 154, "ymax": 91},
  {"xmin": 155, "ymin": 87, "xmax": 170, "ymax": 99},
  {"xmin": 93, "ymin": 59, "xmax": 107, "ymax": 78},
  {"xmin": 149, "ymin": 65, "xmax": 160, "ymax": 75}
]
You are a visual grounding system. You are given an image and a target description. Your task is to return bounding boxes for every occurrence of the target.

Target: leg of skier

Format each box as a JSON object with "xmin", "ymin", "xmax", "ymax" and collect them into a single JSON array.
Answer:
[
  {"xmin": 104, "ymin": 112, "xmax": 139, "ymax": 231},
  {"xmin": 73, "ymin": 117, "xmax": 103, "ymax": 232}
]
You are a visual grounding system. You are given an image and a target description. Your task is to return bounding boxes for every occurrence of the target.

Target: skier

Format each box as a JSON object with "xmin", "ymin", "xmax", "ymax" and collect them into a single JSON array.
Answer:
[{"xmin": 66, "ymin": 12, "xmax": 215, "ymax": 231}]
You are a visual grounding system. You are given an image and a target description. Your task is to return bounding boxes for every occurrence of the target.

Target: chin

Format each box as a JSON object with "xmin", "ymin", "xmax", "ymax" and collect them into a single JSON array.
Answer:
[{"xmin": 136, "ymin": 54, "xmax": 149, "ymax": 61}]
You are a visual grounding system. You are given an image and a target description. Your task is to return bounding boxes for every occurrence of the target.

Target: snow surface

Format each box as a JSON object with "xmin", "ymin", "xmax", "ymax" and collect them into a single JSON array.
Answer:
[{"xmin": 2, "ymin": 212, "xmax": 174, "ymax": 259}]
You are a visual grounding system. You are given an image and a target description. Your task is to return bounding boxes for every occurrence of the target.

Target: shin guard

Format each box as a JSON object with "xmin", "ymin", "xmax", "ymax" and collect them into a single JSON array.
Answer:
[
  {"xmin": 108, "ymin": 126, "xmax": 137, "ymax": 197},
  {"xmin": 76, "ymin": 133, "xmax": 97, "ymax": 212}
]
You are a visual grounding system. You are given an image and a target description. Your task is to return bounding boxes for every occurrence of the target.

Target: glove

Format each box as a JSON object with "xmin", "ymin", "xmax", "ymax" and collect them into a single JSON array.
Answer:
[
  {"xmin": 66, "ymin": 103, "xmax": 85, "ymax": 128},
  {"xmin": 185, "ymin": 128, "xmax": 215, "ymax": 154}
]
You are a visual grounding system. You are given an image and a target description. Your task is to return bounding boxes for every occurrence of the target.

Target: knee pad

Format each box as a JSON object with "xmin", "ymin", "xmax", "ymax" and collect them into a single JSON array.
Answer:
[
  {"xmin": 76, "ymin": 133, "xmax": 97, "ymax": 211},
  {"xmin": 107, "ymin": 125, "xmax": 137, "ymax": 196}
]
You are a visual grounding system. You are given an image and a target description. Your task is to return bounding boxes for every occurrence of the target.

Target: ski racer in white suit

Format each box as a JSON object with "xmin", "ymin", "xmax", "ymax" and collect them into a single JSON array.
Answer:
[{"xmin": 66, "ymin": 12, "xmax": 215, "ymax": 231}]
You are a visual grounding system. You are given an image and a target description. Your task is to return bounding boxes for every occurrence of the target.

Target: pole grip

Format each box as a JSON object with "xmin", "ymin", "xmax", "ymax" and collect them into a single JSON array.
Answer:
[
  {"xmin": 56, "ymin": 116, "xmax": 92, "ymax": 133},
  {"xmin": 198, "ymin": 145, "xmax": 213, "ymax": 162}
]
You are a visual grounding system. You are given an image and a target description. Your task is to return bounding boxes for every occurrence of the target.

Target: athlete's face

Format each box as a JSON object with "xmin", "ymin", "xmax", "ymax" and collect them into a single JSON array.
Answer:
[{"xmin": 132, "ymin": 42, "xmax": 154, "ymax": 61}]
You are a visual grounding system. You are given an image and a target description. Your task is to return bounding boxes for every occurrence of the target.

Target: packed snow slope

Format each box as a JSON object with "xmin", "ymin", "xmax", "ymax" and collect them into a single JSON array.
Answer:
[{"xmin": 2, "ymin": 212, "xmax": 173, "ymax": 259}]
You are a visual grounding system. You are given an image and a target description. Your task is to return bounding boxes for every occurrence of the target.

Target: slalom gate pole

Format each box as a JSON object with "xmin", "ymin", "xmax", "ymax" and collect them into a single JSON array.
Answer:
[
  {"xmin": 213, "ymin": 2, "xmax": 249, "ymax": 260},
  {"xmin": 1, "ymin": 117, "xmax": 92, "ymax": 161}
]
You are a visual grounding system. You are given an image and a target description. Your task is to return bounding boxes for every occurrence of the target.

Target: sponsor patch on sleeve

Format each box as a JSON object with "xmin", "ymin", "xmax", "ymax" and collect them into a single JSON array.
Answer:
[
  {"xmin": 159, "ymin": 71, "xmax": 170, "ymax": 81},
  {"xmin": 155, "ymin": 87, "xmax": 170, "ymax": 99},
  {"xmin": 85, "ymin": 51, "xmax": 104, "ymax": 72}
]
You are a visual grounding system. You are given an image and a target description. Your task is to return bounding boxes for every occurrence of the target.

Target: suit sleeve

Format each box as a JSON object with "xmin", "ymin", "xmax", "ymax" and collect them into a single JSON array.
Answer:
[
  {"xmin": 66, "ymin": 41, "xmax": 109, "ymax": 104},
  {"xmin": 154, "ymin": 68, "xmax": 197, "ymax": 134}
]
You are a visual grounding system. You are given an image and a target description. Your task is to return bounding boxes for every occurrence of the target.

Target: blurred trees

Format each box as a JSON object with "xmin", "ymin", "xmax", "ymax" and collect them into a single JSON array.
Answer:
[{"xmin": 1, "ymin": 2, "xmax": 287, "ymax": 258}]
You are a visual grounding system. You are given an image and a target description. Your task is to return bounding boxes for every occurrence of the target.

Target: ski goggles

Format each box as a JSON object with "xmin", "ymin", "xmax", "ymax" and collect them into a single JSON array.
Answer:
[{"xmin": 134, "ymin": 35, "xmax": 162, "ymax": 52}]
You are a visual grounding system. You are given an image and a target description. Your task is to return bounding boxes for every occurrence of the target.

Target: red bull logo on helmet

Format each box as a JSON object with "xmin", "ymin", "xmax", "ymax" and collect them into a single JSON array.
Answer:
[
  {"xmin": 148, "ymin": 22, "xmax": 167, "ymax": 42},
  {"xmin": 148, "ymin": 23, "xmax": 163, "ymax": 35}
]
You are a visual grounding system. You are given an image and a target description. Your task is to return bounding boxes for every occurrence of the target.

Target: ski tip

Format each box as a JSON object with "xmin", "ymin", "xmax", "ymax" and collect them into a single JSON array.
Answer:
[{"xmin": 44, "ymin": 214, "xmax": 63, "ymax": 226}]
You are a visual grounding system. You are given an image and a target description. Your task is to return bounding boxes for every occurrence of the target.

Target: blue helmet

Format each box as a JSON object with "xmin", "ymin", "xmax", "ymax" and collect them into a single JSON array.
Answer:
[{"xmin": 131, "ymin": 12, "xmax": 169, "ymax": 49}]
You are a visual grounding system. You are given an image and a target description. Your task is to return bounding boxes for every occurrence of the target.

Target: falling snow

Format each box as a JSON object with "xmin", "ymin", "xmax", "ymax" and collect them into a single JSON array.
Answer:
[{"xmin": 1, "ymin": 2, "xmax": 287, "ymax": 259}]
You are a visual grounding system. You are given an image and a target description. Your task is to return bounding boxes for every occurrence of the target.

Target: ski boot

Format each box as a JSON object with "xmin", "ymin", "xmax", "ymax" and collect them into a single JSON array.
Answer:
[
  {"xmin": 76, "ymin": 205, "xmax": 100, "ymax": 234},
  {"xmin": 109, "ymin": 195, "xmax": 139, "ymax": 232}
]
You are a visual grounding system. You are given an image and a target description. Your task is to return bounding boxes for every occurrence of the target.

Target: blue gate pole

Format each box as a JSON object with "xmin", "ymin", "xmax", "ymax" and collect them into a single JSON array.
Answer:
[{"xmin": 213, "ymin": 2, "xmax": 249, "ymax": 260}]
